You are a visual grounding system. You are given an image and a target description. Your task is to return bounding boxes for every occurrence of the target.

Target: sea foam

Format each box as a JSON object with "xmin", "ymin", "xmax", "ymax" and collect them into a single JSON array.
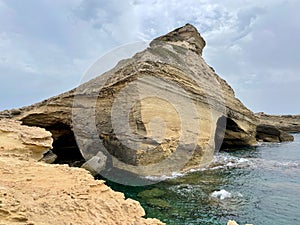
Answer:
[{"xmin": 211, "ymin": 189, "xmax": 232, "ymax": 200}]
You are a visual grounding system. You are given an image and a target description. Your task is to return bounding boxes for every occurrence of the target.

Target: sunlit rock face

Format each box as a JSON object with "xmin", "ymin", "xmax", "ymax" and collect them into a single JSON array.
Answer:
[
  {"xmin": 0, "ymin": 24, "xmax": 258, "ymax": 176},
  {"xmin": 0, "ymin": 118, "xmax": 53, "ymax": 160}
]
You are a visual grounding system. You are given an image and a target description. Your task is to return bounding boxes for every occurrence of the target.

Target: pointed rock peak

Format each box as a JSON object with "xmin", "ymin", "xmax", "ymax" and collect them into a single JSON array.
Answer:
[{"xmin": 150, "ymin": 23, "xmax": 206, "ymax": 55}]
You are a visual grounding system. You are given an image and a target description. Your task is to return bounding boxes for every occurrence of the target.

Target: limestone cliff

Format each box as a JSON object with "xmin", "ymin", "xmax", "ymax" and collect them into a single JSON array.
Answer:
[
  {"xmin": 0, "ymin": 24, "xmax": 258, "ymax": 177},
  {"xmin": 256, "ymin": 112, "xmax": 300, "ymax": 132}
]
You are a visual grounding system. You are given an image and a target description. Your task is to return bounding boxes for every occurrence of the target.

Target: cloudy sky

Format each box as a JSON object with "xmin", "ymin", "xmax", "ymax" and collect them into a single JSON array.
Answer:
[{"xmin": 0, "ymin": 0, "xmax": 299, "ymax": 114}]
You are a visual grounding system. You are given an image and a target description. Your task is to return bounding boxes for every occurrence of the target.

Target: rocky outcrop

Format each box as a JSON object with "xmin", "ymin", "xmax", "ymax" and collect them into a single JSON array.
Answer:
[
  {"xmin": 256, "ymin": 112, "xmax": 300, "ymax": 132},
  {"xmin": 0, "ymin": 24, "xmax": 258, "ymax": 176},
  {"xmin": 0, "ymin": 119, "xmax": 53, "ymax": 160},
  {"xmin": 256, "ymin": 124, "xmax": 294, "ymax": 142},
  {"xmin": 0, "ymin": 153, "xmax": 164, "ymax": 225}
]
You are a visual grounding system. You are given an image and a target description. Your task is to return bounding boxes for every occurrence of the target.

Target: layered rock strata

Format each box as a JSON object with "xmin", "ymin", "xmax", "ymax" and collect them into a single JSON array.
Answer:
[
  {"xmin": 256, "ymin": 112, "xmax": 300, "ymax": 133},
  {"xmin": 0, "ymin": 119, "xmax": 53, "ymax": 160},
  {"xmin": 0, "ymin": 120, "xmax": 163, "ymax": 225},
  {"xmin": 0, "ymin": 153, "xmax": 164, "ymax": 225},
  {"xmin": 0, "ymin": 24, "xmax": 258, "ymax": 176},
  {"xmin": 256, "ymin": 124, "xmax": 294, "ymax": 142}
]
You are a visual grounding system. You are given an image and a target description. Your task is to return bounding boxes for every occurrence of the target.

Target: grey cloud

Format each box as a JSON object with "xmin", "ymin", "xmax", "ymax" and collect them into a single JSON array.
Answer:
[
  {"xmin": 0, "ymin": 0, "xmax": 299, "ymax": 114},
  {"xmin": 244, "ymin": 2, "xmax": 300, "ymax": 70}
]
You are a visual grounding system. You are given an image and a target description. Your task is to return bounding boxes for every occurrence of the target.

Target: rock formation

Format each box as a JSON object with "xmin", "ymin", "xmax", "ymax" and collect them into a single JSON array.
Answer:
[
  {"xmin": 256, "ymin": 124, "xmax": 294, "ymax": 142},
  {"xmin": 255, "ymin": 112, "xmax": 296, "ymax": 142},
  {"xmin": 0, "ymin": 24, "xmax": 259, "ymax": 177},
  {"xmin": 0, "ymin": 119, "xmax": 53, "ymax": 160},
  {"xmin": 0, "ymin": 120, "xmax": 163, "ymax": 225},
  {"xmin": 256, "ymin": 112, "xmax": 300, "ymax": 132},
  {"xmin": 0, "ymin": 154, "xmax": 164, "ymax": 225}
]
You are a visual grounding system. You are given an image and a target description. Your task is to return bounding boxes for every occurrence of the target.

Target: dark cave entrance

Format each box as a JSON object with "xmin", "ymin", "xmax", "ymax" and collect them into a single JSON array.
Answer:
[
  {"xmin": 20, "ymin": 115, "xmax": 84, "ymax": 166},
  {"xmin": 48, "ymin": 123, "xmax": 85, "ymax": 166},
  {"xmin": 214, "ymin": 115, "xmax": 249, "ymax": 151}
]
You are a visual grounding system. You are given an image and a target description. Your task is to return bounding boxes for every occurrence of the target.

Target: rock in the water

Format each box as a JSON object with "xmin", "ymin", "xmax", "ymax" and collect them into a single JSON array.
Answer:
[
  {"xmin": 137, "ymin": 188, "xmax": 170, "ymax": 209},
  {"xmin": 0, "ymin": 24, "xmax": 258, "ymax": 176},
  {"xmin": 256, "ymin": 124, "xmax": 294, "ymax": 142},
  {"xmin": 0, "ymin": 119, "xmax": 53, "ymax": 160},
  {"xmin": 256, "ymin": 112, "xmax": 300, "ymax": 133},
  {"xmin": 138, "ymin": 188, "xmax": 166, "ymax": 199},
  {"xmin": 145, "ymin": 198, "xmax": 171, "ymax": 209},
  {"xmin": 81, "ymin": 151, "xmax": 107, "ymax": 176}
]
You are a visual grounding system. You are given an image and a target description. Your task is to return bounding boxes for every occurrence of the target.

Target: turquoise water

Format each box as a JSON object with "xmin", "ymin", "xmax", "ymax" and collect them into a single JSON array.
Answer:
[{"xmin": 105, "ymin": 133, "xmax": 300, "ymax": 225}]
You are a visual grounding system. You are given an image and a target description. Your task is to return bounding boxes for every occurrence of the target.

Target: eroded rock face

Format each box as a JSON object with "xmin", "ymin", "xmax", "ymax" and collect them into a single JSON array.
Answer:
[
  {"xmin": 0, "ymin": 119, "xmax": 53, "ymax": 160},
  {"xmin": 0, "ymin": 24, "xmax": 258, "ymax": 176},
  {"xmin": 0, "ymin": 153, "xmax": 164, "ymax": 225},
  {"xmin": 256, "ymin": 124, "xmax": 294, "ymax": 142},
  {"xmin": 256, "ymin": 112, "xmax": 300, "ymax": 132}
]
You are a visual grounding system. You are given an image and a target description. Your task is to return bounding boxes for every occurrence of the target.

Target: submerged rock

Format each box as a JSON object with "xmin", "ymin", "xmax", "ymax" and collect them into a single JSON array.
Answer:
[
  {"xmin": 0, "ymin": 24, "xmax": 258, "ymax": 176},
  {"xmin": 138, "ymin": 188, "xmax": 166, "ymax": 199},
  {"xmin": 145, "ymin": 198, "xmax": 171, "ymax": 209}
]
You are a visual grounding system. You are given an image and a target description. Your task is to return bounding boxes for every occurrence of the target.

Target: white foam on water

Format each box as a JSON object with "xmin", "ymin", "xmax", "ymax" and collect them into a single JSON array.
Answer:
[
  {"xmin": 211, "ymin": 189, "xmax": 232, "ymax": 200},
  {"xmin": 145, "ymin": 150, "xmax": 300, "ymax": 182},
  {"xmin": 145, "ymin": 154, "xmax": 255, "ymax": 181},
  {"xmin": 145, "ymin": 171, "xmax": 185, "ymax": 181},
  {"xmin": 168, "ymin": 184, "xmax": 202, "ymax": 195},
  {"xmin": 207, "ymin": 154, "xmax": 254, "ymax": 170}
]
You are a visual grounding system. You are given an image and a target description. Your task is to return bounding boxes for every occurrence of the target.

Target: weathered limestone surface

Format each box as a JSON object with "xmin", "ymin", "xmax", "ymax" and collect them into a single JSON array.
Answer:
[
  {"xmin": 256, "ymin": 124, "xmax": 294, "ymax": 142},
  {"xmin": 0, "ymin": 24, "xmax": 258, "ymax": 175},
  {"xmin": 0, "ymin": 119, "xmax": 53, "ymax": 160},
  {"xmin": 256, "ymin": 112, "xmax": 300, "ymax": 132},
  {"xmin": 0, "ymin": 153, "xmax": 164, "ymax": 225}
]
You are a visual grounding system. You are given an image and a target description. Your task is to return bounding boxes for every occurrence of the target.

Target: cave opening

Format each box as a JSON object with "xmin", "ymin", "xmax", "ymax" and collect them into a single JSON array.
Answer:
[
  {"xmin": 48, "ymin": 123, "xmax": 85, "ymax": 166},
  {"xmin": 214, "ymin": 115, "xmax": 249, "ymax": 151},
  {"xmin": 20, "ymin": 114, "xmax": 85, "ymax": 165}
]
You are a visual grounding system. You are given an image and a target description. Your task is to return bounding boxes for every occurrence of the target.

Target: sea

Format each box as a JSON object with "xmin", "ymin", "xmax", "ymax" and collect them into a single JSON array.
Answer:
[{"xmin": 105, "ymin": 133, "xmax": 300, "ymax": 225}]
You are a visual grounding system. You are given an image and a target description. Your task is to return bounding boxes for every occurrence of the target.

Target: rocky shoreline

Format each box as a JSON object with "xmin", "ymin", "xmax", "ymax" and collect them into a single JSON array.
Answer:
[
  {"xmin": 0, "ymin": 24, "xmax": 293, "ymax": 178},
  {"xmin": 0, "ymin": 119, "xmax": 164, "ymax": 225},
  {"xmin": 0, "ymin": 119, "xmax": 254, "ymax": 225},
  {"xmin": 256, "ymin": 112, "xmax": 300, "ymax": 133},
  {"xmin": 0, "ymin": 24, "xmax": 297, "ymax": 224}
]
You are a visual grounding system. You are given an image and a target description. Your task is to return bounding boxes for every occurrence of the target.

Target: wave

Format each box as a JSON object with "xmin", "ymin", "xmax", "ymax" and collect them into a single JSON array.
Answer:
[
  {"xmin": 145, "ymin": 171, "xmax": 186, "ymax": 181},
  {"xmin": 145, "ymin": 152, "xmax": 300, "ymax": 182},
  {"xmin": 211, "ymin": 189, "xmax": 232, "ymax": 200}
]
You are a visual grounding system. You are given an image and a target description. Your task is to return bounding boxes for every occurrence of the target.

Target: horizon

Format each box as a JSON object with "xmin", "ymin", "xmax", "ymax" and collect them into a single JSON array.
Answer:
[{"xmin": 1, "ymin": 0, "xmax": 300, "ymax": 115}]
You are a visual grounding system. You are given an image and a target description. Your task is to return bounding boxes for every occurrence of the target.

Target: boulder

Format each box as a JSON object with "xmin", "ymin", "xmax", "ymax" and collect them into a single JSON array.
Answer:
[
  {"xmin": 81, "ymin": 151, "xmax": 107, "ymax": 176},
  {"xmin": 256, "ymin": 124, "xmax": 294, "ymax": 142},
  {"xmin": 0, "ymin": 24, "xmax": 258, "ymax": 176},
  {"xmin": 0, "ymin": 119, "xmax": 53, "ymax": 160},
  {"xmin": 39, "ymin": 150, "xmax": 57, "ymax": 163}
]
